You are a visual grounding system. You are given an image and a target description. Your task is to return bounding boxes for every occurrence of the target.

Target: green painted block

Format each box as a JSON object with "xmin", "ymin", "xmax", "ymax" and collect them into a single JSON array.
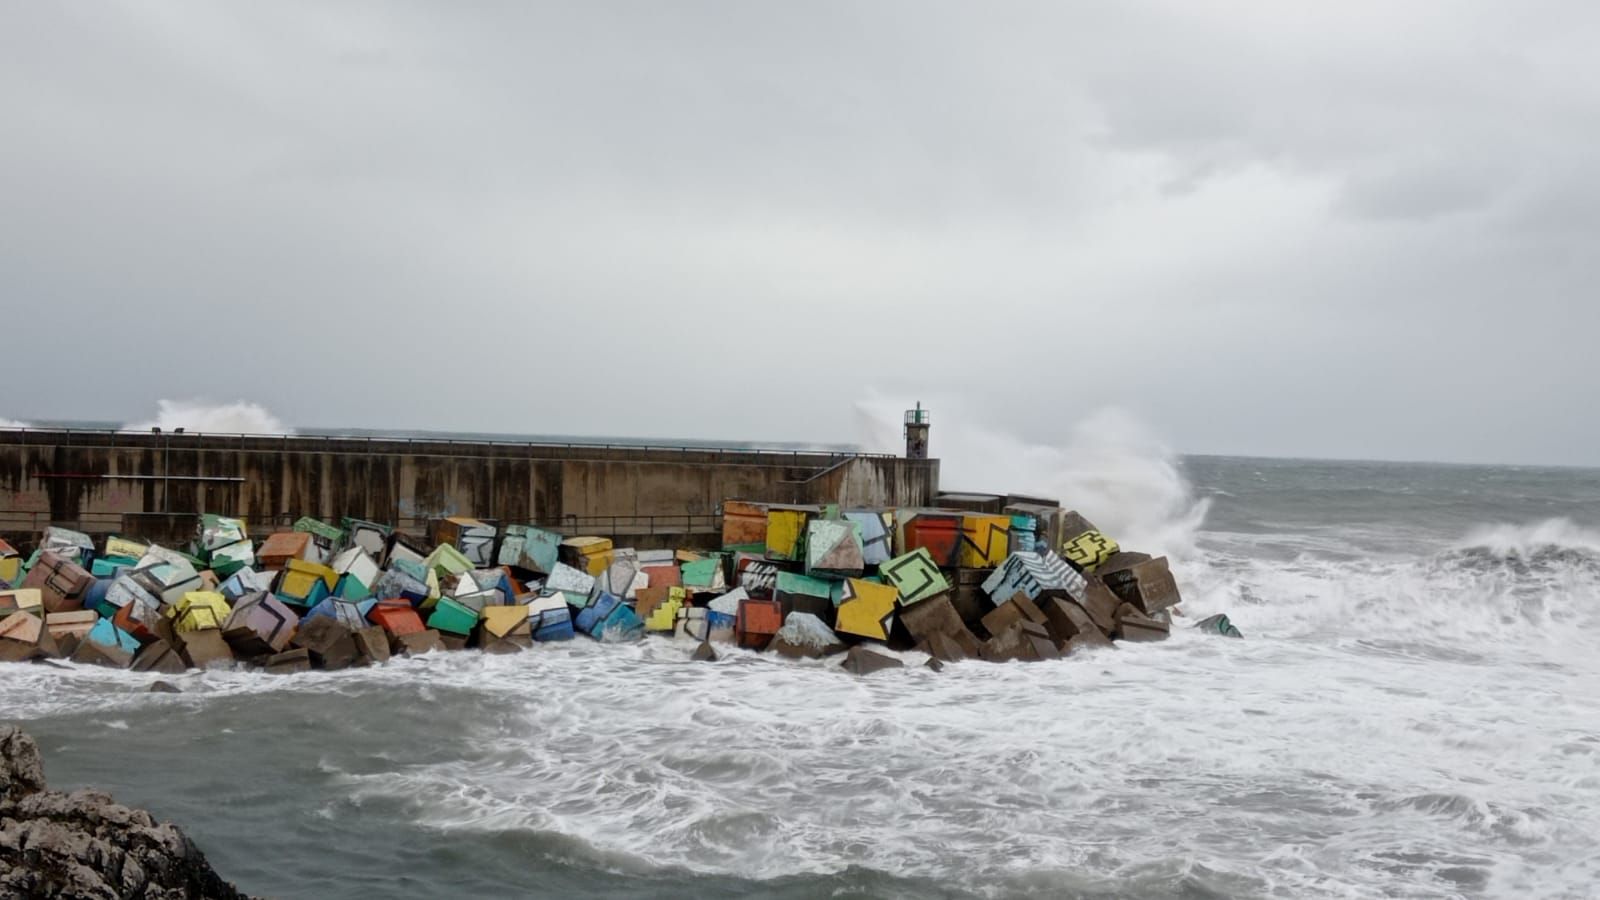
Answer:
[
  {"xmin": 426, "ymin": 596, "xmax": 479, "ymax": 636},
  {"xmin": 209, "ymin": 540, "xmax": 254, "ymax": 577},
  {"xmin": 293, "ymin": 517, "xmax": 345, "ymax": 543},
  {"xmin": 882, "ymin": 547, "xmax": 950, "ymax": 607},
  {"xmin": 680, "ymin": 558, "xmax": 721, "ymax": 590},
  {"xmin": 424, "ymin": 544, "xmax": 474, "ymax": 580}
]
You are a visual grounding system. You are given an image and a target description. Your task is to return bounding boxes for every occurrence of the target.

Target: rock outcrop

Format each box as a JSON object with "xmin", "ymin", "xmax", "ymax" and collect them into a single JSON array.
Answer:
[{"xmin": 0, "ymin": 726, "xmax": 252, "ymax": 899}]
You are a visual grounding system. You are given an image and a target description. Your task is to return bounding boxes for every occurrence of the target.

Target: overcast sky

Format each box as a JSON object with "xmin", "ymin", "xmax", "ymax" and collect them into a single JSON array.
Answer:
[{"xmin": 3, "ymin": 2, "xmax": 1596, "ymax": 465}]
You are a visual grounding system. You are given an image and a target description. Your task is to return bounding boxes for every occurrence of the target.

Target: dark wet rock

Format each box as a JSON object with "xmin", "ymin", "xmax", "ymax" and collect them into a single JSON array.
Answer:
[
  {"xmin": 840, "ymin": 645, "xmax": 903, "ymax": 676},
  {"xmin": 147, "ymin": 681, "xmax": 183, "ymax": 694},
  {"xmin": 0, "ymin": 725, "xmax": 253, "ymax": 899}
]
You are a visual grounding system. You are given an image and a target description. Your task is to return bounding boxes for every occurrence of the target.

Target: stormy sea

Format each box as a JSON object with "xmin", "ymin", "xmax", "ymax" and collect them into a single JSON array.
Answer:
[{"xmin": 4, "ymin": 448, "xmax": 1599, "ymax": 898}]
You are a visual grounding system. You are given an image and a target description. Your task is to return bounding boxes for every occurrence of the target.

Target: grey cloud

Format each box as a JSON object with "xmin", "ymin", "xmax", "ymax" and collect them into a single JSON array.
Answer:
[{"xmin": 1, "ymin": 1, "xmax": 1597, "ymax": 464}]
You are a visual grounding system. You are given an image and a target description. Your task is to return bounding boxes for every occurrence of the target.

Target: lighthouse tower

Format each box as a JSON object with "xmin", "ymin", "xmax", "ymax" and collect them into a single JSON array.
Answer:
[{"xmin": 904, "ymin": 403, "xmax": 931, "ymax": 459}]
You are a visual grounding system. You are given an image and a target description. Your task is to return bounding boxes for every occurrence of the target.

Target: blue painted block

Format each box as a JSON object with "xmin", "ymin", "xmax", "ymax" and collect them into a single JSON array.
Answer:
[
  {"xmin": 534, "ymin": 607, "xmax": 575, "ymax": 642},
  {"xmin": 372, "ymin": 567, "xmax": 428, "ymax": 605},
  {"xmin": 85, "ymin": 578, "xmax": 116, "ymax": 617},
  {"xmin": 87, "ymin": 618, "xmax": 140, "ymax": 656},
  {"xmin": 574, "ymin": 591, "xmax": 622, "ymax": 636},
  {"xmin": 597, "ymin": 603, "xmax": 644, "ymax": 642},
  {"xmin": 305, "ymin": 597, "xmax": 366, "ymax": 630}
]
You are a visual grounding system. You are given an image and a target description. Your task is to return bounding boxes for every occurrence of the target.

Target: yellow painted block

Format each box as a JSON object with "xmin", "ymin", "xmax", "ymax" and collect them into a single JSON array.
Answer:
[
  {"xmin": 105, "ymin": 536, "xmax": 149, "ymax": 560},
  {"xmin": 0, "ymin": 558, "xmax": 19, "ymax": 585},
  {"xmin": 562, "ymin": 536, "xmax": 613, "ymax": 554},
  {"xmin": 959, "ymin": 514, "xmax": 1011, "ymax": 569},
  {"xmin": 287, "ymin": 558, "xmax": 339, "ymax": 590},
  {"xmin": 1063, "ymin": 530, "xmax": 1120, "ymax": 572},
  {"xmin": 765, "ymin": 509, "xmax": 808, "ymax": 561},
  {"xmin": 481, "ymin": 604, "xmax": 533, "ymax": 638},
  {"xmin": 581, "ymin": 550, "xmax": 614, "ymax": 577},
  {"xmin": 835, "ymin": 579, "xmax": 898, "ymax": 641},
  {"xmin": 172, "ymin": 591, "xmax": 232, "ymax": 633},
  {"xmin": 645, "ymin": 586, "xmax": 684, "ymax": 632}
]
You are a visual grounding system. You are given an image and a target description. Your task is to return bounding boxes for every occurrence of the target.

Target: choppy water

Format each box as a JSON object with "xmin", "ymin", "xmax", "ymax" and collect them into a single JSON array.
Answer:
[{"xmin": 5, "ymin": 456, "xmax": 1600, "ymax": 899}]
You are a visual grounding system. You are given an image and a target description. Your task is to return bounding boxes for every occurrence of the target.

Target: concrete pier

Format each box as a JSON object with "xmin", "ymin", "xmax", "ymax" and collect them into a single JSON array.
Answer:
[{"xmin": 0, "ymin": 429, "xmax": 940, "ymax": 548}]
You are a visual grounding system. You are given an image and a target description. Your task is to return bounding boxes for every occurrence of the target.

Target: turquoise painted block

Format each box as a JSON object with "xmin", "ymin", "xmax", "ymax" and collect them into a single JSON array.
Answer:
[
  {"xmin": 87, "ymin": 618, "xmax": 140, "ymax": 655},
  {"xmin": 680, "ymin": 558, "xmax": 721, "ymax": 590},
  {"xmin": 597, "ymin": 602, "xmax": 644, "ymax": 642},
  {"xmin": 516, "ymin": 527, "xmax": 563, "ymax": 574},
  {"xmin": 776, "ymin": 572, "xmax": 833, "ymax": 599},
  {"xmin": 92, "ymin": 556, "xmax": 138, "ymax": 579},
  {"xmin": 336, "ymin": 574, "xmax": 370, "ymax": 601}
]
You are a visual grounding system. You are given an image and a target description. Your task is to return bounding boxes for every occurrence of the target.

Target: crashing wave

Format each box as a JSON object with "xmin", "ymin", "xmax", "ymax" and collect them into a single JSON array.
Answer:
[{"xmin": 123, "ymin": 400, "xmax": 291, "ymax": 435}]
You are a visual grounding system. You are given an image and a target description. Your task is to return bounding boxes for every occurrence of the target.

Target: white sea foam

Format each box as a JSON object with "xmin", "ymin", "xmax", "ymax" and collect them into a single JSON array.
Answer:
[
  {"xmin": 854, "ymin": 397, "xmax": 1210, "ymax": 559},
  {"xmin": 7, "ymin": 550, "xmax": 1598, "ymax": 900},
  {"xmin": 0, "ymin": 417, "xmax": 31, "ymax": 428},
  {"xmin": 122, "ymin": 399, "xmax": 291, "ymax": 435}
]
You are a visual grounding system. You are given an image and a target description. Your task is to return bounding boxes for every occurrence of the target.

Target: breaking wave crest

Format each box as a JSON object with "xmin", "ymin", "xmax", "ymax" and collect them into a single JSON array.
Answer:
[
  {"xmin": 1186, "ymin": 521, "xmax": 1600, "ymax": 659},
  {"xmin": 1456, "ymin": 518, "xmax": 1600, "ymax": 558},
  {"xmin": 122, "ymin": 399, "xmax": 291, "ymax": 435},
  {"xmin": 0, "ymin": 417, "xmax": 31, "ymax": 429}
]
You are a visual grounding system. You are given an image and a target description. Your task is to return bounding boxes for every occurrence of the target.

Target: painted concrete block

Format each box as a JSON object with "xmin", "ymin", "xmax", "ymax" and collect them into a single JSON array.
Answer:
[
  {"xmin": 293, "ymin": 517, "xmax": 345, "ymax": 562},
  {"xmin": 897, "ymin": 512, "xmax": 962, "ymax": 568},
  {"xmin": 1062, "ymin": 530, "xmax": 1120, "ymax": 573},
  {"xmin": 223, "ymin": 591, "xmax": 299, "ymax": 654},
  {"xmin": 722, "ymin": 500, "xmax": 769, "ymax": 550},
  {"xmin": 258, "ymin": 532, "xmax": 314, "ymax": 570},
  {"xmin": 546, "ymin": 563, "xmax": 596, "ymax": 597},
  {"xmin": 331, "ymin": 547, "xmax": 381, "ymax": 593},
  {"xmin": 597, "ymin": 601, "xmax": 645, "ymax": 643},
  {"xmin": 171, "ymin": 591, "xmax": 232, "ymax": 633},
  {"xmin": 843, "ymin": 510, "xmax": 894, "ymax": 566},
  {"xmin": 805, "ymin": 519, "xmax": 865, "ymax": 578},
  {"xmin": 435, "ymin": 517, "xmax": 497, "ymax": 567},
  {"xmin": 735, "ymin": 597, "xmax": 782, "ymax": 650},
  {"xmin": 735, "ymin": 556, "xmax": 780, "ymax": 598},
  {"xmin": 680, "ymin": 558, "xmax": 726, "ymax": 592},
  {"xmin": 959, "ymin": 514, "xmax": 1011, "ymax": 569},
  {"xmin": 341, "ymin": 518, "xmax": 391, "ymax": 559},
  {"xmin": 424, "ymin": 543, "xmax": 475, "ymax": 581},
  {"xmin": 426, "ymin": 596, "xmax": 479, "ymax": 636},
  {"xmin": 765, "ymin": 507, "xmax": 812, "ymax": 562},
  {"xmin": 1101, "ymin": 557, "xmax": 1182, "ymax": 614},
  {"xmin": 882, "ymin": 548, "xmax": 950, "ymax": 607},
  {"xmin": 643, "ymin": 587, "xmax": 685, "ymax": 633},
  {"xmin": 835, "ymin": 578, "xmax": 898, "ymax": 641},
  {"xmin": 197, "ymin": 515, "xmax": 248, "ymax": 554}
]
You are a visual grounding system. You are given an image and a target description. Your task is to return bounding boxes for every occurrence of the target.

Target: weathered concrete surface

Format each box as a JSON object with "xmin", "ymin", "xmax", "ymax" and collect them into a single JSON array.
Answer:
[
  {"xmin": 0, "ymin": 726, "xmax": 254, "ymax": 899},
  {"xmin": 0, "ymin": 431, "xmax": 939, "ymax": 548}
]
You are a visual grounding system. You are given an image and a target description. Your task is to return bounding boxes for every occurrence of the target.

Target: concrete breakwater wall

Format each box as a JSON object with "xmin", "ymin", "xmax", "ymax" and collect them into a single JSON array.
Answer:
[
  {"xmin": 0, "ymin": 500, "xmax": 1225, "ymax": 678},
  {"xmin": 0, "ymin": 429, "xmax": 939, "ymax": 549}
]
